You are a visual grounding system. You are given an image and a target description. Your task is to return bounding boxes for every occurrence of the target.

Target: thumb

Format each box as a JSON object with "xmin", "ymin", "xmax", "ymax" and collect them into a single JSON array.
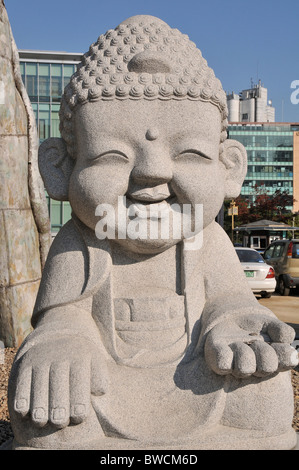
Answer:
[{"xmin": 266, "ymin": 319, "xmax": 296, "ymax": 344}]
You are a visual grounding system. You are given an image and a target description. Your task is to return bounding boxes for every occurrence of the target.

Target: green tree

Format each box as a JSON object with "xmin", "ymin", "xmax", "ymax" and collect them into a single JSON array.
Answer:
[
  {"xmin": 250, "ymin": 185, "xmax": 293, "ymax": 223},
  {"xmin": 223, "ymin": 186, "xmax": 296, "ymax": 237}
]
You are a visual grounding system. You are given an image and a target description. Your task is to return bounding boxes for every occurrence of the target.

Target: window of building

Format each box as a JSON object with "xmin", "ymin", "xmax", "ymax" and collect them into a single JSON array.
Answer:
[
  {"xmin": 51, "ymin": 104, "xmax": 60, "ymax": 137},
  {"xmin": 63, "ymin": 201, "xmax": 72, "ymax": 222},
  {"xmin": 51, "ymin": 64, "xmax": 62, "ymax": 102},
  {"xmin": 31, "ymin": 103, "xmax": 38, "ymax": 123},
  {"xmin": 50, "ymin": 199, "xmax": 63, "ymax": 229},
  {"xmin": 26, "ymin": 63, "xmax": 38, "ymax": 101},
  {"xmin": 255, "ymin": 136, "xmax": 267, "ymax": 147},
  {"xmin": 250, "ymin": 236, "xmax": 267, "ymax": 249},
  {"xmin": 63, "ymin": 64, "xmax": 76, "ymax": 90},
  {"xmin": 19, "ymin": 62, "xmax": 25, "ymax": 87},
  {"xmin": 39, "ymin": 64, "xmax": 50, "ymax": 102},
  {"xmin": 38, "ymin": 104, "xmax": 50, "ymax": 141}
]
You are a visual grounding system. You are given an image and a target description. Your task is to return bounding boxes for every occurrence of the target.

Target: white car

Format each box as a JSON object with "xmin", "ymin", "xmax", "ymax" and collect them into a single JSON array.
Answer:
[{"xmin": 235, "ymin": 247, "xmax": 276, "ymax": 298}]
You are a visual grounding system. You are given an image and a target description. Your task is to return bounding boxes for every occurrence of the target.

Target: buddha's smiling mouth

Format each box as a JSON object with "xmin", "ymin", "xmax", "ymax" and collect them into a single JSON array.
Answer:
[
  {"xmin": 127, "ymin": 184, "xmax": 176, "ymax": 205},
  {"xmin": 125, "ymin": 186, "xmax": 178, "ymax": 217}
]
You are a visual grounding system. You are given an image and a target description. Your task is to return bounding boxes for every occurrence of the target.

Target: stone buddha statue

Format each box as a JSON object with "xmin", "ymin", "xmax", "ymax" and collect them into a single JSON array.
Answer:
[{"xmin": 8, "ymin": 15, "xmax": 298, "ymax": 450}]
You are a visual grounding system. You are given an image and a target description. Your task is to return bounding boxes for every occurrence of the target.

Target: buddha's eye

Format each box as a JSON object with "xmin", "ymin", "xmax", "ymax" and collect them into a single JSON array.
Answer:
[
  {"xmin": 175, "ymin": 149, "xmax": 212, "ymax": 161},
  {"xmin": 90, "ymin": 150, "xmax": 129, "ymax": 163}
]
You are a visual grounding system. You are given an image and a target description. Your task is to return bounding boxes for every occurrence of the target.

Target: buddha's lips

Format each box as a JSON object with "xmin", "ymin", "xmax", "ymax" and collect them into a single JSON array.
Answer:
[
  {"xmin": 127, "ymin": 185, "xmax": 175, "ymax": 203},
  {"xmin": 128, "ymin": 192, "xmax": 171, "ymax": 202},
  {"xmin": 126, "ymin": 193, "xmax": 177, "ymax": 215}
]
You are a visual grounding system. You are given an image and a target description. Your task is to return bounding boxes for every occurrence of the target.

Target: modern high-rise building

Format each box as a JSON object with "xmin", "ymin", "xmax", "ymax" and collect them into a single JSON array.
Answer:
[
  {"xmin": 227, "ymin": 81, "xmax": 299, "ymax": 213},
  {"xmin": 227, "ymin": 80, "xmax": 275, "ymax": 123},
  {"xmin": 227, "ymin": 123, "xmax": 299, "ymax": 212},
  {"xmin": 19, "ymin": 50, "xmax": 82, "ymax": 235}
]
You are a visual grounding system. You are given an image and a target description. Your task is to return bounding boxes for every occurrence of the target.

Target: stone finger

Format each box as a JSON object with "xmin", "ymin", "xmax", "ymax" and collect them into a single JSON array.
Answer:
[
  {"xmin": 250, "ymin": 341, "xmax": 279, "ymax": 377},
  {"xmin": 13, "ymin": 364, "xmax": 32, "ymax": 418},
  {"xmin": 49, "ymin": 361, "xmax": 70, "ymax": 428},
  {"xmin": 30, "ymin": 365, "xmax": 50, "ymax": 427},
  {"xmin": 69, "ymin": 359, "xmax": 90, "ymax": 425},
  {"xmin": 230, "ymin": 342, "xmax": 256, "ymax": 378},
  {"xmin": 271, "ymin": 343, "xmax": 299, "ymax": 370},
  {"xmin": 205, "ymin": 340, "xmax": 234, "ymax": 375}
]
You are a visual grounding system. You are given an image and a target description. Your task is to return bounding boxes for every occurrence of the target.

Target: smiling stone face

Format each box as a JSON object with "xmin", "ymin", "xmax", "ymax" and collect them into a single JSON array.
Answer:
[
  {"xmin": 68, "ymin": 98, "xmax": 225, "ymax": 253},
  {"xmin": 40, "ymin": 13, "xmax": 246, "ymax": 255},
  {"xmin": 39, "ymin": 14, "xmax": 247, "ymax": 256}
]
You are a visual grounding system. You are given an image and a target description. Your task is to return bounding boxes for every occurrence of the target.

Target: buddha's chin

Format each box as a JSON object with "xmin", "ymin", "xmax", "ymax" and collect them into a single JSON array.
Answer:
[{"xmin": 112, "ymin": 236, "xmax": 181, "ymax": 255}]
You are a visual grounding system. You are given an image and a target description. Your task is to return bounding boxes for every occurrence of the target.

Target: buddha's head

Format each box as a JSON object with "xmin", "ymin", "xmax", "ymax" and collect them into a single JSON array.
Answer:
[{"xmin": 39, "ymin": 15, "xmax": 246, "ymax": 253}]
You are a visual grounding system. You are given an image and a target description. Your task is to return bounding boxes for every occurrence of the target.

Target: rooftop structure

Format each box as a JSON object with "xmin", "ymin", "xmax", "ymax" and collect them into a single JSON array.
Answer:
[{"xmin": 227, "ymin": 80, "xmax": 275, "ymax": 123}]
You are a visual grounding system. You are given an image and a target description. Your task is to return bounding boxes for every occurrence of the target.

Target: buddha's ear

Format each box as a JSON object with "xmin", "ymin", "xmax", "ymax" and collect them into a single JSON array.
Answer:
[
  {"xmin": 38, "ymin": 138, "xmax": 75, "ymax": 201},
  {"xmin": 220, "ymin": 139, "xmax": 247, "ymax": 199}
]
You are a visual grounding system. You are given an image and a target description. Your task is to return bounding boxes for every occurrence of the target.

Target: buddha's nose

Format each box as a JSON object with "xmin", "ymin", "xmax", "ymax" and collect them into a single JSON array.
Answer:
[{"xmin": 131, "ymin": 150, "xmax": 173, "ymax": 186}]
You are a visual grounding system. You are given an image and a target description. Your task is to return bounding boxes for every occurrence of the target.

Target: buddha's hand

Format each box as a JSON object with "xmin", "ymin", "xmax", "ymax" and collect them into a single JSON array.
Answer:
[
  {"xmin": 10, "ymin": 336, "xmax": 108, "ymax": 429},
  {"xmin": 204, "ymin": 314, "xmax": 298, "ymax": 378}
]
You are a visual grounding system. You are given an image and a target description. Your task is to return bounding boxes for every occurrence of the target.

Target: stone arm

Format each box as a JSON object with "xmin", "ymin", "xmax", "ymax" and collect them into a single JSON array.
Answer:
[
  {"xmin": 9, "ymin": 301, "xmax": 109, "ymax": 429},
  {"xmin": 8, "ymin": 220, "xmax": 110, "ymax": 429},
  {"xmin": 198, "ymin": 222, "xmax": 298, "ymax": 377}
]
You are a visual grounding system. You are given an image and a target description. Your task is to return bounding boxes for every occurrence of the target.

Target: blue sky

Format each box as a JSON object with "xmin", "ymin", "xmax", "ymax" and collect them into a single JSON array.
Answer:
[{"xmin": 5, "ymin": 0, "xmax": 299, "ymax": 122}]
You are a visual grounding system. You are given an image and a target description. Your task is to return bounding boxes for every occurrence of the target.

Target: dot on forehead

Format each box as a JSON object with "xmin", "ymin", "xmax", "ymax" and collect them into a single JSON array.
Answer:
[{"xmin": 145, "ymin": 128, "xmax": 160, "ymax": 141}]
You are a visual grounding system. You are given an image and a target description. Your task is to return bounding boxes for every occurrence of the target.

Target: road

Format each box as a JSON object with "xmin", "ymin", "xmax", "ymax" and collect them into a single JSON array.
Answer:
[{"xmin": 257, "ymin": 290, "xmax": 299, "ymax": 338}]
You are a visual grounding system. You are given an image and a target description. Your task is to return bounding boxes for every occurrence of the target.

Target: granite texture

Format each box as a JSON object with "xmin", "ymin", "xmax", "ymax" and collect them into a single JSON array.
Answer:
[
  {"xmin": 7, "ymin": 14, "xmax": 299, "ymax": 450},
  {"xmin": 0, "ymin": 2, "xmax": 51, "ymax": 347}
]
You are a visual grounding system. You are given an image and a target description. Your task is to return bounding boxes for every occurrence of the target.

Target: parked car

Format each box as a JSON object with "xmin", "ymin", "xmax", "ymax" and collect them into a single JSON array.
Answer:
[
  {"xmin": 263, "ymin": 239, "xmax": 299, "ymax": 296},
  {"xmin": 235, "ymin": 247, "xmax": 276, "ymax": 298}
]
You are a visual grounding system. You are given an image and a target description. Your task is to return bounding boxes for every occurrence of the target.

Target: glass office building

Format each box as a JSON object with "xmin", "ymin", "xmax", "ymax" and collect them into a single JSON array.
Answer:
[
  {"xmin": 19, "ymin": 50, "xmax": 82, "ymax": 235},
  {"xmin": 227, "ymin": 123, "xmax": 299, "ymax": 211}
]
